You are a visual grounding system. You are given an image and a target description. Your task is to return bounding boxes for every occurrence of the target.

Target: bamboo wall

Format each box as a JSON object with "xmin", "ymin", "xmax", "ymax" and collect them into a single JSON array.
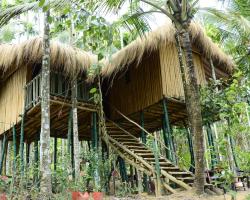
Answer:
[
  {"xmin": 107, "ymin": 50, "xmax": 163, "ymax": 120},
  {"xmin": 160, "ymin": 43, "xmax": 206, "ymax": 99},
  {"xmin": 0, "ymin": 66, "xmax": 27, "ymax": 135}
]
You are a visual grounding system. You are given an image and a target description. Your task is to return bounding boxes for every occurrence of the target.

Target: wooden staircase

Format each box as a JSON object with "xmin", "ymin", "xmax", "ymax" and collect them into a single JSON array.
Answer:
[{"xmin": 103, "ymin": 120, "xmax": 194, "ymax": 194}]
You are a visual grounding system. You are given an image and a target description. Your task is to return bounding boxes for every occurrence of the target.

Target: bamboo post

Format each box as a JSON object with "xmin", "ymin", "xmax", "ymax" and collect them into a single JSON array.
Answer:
[
  {"xmin": 71, "ymin": 126, "xmax": 74, "ymax": 178},
  {"xmin": 140, "ymin": 111, "xmax": 148, "ymax": 192},
  {"xmin": 26, "ymin": 142, "xmax": 30, "ymax": 168},
  {"xmin": 91, "ymin": 112, "xmax": 98, "ymax": 149},
  {"xmin": 206, "ymin": 123, "xmax": 217, "ymax": 169},
  {"xmin": 54, "ymin": 134, "xmax": 57, "ymax": 171},
  {"xmin": 226, "ymin": 119, "xmax": 238, "ymax": 172},
  {"xmin": 67, "ymin": 109, "xmax": 72, "ymax": 154},
  {"xmin": 212, "ymin": 123, "xmax": 222, "ymax": 162},
  {"xmin": 12, "ymin": 125, "xmax": 17, "ymax": 174},
  {"xmin": 137, "ymin": 170, "xmax": 143, "ymax": 195},
  {"xmin": 20, "ymin": 113, "xmax": 25, "ymax": 175},
  {"xmin": 162, "ymin": 98, "xmax": 173, "ymax": 161},
  {"xmin": 34, "ymin": 134, "xmax": 39, "ymax": 187},
  {"xmin": 153, "ymin": 132, "xmax": 161, "ymax": 197},
  {"xmin": 184, "ymin": 123, "xmax": 195, "ymax": 172},
  {"xmin": 0, "ymin": 134, "xmax": 7, "ymax": 175},
  {"xmin": 203, "ymin": 126, "xmax": 210, "ymax": 170},
  {"xmin": 130, "ymin": 165, "xmax": 134, "ymax": 188}
]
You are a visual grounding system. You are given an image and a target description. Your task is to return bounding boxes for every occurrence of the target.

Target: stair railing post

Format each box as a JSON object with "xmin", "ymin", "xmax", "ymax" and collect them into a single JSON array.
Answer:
[{"xmin": 153, "ymin": 132, "xmax": 162, "ymax": 197}]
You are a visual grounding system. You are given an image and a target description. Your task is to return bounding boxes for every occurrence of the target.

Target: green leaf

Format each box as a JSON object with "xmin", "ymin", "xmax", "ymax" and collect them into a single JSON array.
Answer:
[
  {"xmin": 90, "ymin": 88, "xmax": 97, "ymax": 94},
  {"xmin": 39, "ymin": 0, "xmax": 45, "ymax": 8}
]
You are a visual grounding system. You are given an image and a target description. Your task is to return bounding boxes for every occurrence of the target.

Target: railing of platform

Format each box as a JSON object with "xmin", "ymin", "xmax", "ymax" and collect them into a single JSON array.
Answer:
[{"xmin": 24, "ymin": 72, "xmax": 92, "ymax": 110}]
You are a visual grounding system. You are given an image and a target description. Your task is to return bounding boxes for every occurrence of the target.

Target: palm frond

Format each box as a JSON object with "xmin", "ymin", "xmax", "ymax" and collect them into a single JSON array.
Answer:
[{"xmin": 0, "ymin": 0, "xmax": 70, "ymax": 28}]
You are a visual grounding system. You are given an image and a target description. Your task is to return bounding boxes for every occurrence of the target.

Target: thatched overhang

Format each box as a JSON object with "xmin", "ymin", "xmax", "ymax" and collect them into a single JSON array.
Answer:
[
  {"xmin": 0, "ymin": 37, "xmax": 97, "ymax": 82},
  {"xmin": 101, "ymin": 21, "xmax": 234, "ymax": 78}
]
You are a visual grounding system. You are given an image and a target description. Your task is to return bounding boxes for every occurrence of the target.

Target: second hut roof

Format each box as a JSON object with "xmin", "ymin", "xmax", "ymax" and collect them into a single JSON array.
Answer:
[{"xmin": 102, "ymin": 21, "xmax": 234, "ymax": 77}]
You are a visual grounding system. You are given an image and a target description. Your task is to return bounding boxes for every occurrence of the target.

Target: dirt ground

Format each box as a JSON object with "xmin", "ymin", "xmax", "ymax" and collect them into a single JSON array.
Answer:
[{"xmin": 106, "ymin": 189, "xmax": 250, "ymax": 200}]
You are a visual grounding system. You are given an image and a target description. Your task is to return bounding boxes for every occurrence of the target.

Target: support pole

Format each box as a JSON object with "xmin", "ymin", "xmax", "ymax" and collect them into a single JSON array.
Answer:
[
  {"xmin": 184, "ymin": 123, "xmax": 195, "ymax": 173},
  {"xmin": 34, "ymin": 134, "xmax": 39, "ymax": 186},
  {"xmin": 26, "ymin": 143, "xmax": 30, "ymax": 167},
  {"xmin": 140, "ymin": 111, "xmax": 146, "ymax": 143},
  {"xmin": 54, "ymin": 134, "xmax": 57, "ymax": 171},
  {"xmin": 20, "ymin": 113, "xmax": 25, "ymax": 175},
  {"xmin": 162, "ymin": 98, "xmax": 173, "ymax": 162},
  {"xmin": 140, "ymin": 111, "xmax": 148, "ymax": 192},
  {"xmin": 12, "ymin": 125, "xmax": 17, "ymax": 174},
  {"xmin": 0, "ymin": 134, "xmax": 7, "ymax": 175},
  {"xmin": 153, "ymin": 132, "xmax": 161, "ymax": 197},
  {"xmin": 67, "ymin": 109, "xmax": 72, "ymax": 154},
  {"xmin": 206, "ymin": 123, "xmax": 217, "ymax": 169},
  {"xmin": 91, "ymin": 112, "xmax": 98, "ymax": 149}
]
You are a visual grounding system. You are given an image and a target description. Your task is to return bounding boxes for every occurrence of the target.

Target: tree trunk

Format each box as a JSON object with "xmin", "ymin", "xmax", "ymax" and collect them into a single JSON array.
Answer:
[
  {"xmin": 182, "ymin": 31, "xmax": 205, "ymax": 194},
  {"xmin": 40, "ymin": 9, "xmax": 52, "ymax": 195},
  {"xmin": 72, "ymin": 78, "xmax": 80, "ymax": 178},
  {"xmin": 175, "ymin": 31, "xmax": 205, "ymax": 194}
]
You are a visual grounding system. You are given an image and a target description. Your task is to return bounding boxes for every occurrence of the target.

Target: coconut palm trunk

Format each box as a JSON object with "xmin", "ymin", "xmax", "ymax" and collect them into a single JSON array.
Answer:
[
  {"xmin": 40, "ymin": 9, "xmax": 52, "ymax": 195},
  {"xmin": 179, "ymin": 30, "xmax": 205, "ymax": 194}
]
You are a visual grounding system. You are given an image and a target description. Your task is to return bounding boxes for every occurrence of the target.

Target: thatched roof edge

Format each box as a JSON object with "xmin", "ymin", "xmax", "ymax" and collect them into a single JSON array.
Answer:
[
  {"xmin": 0, "ymin": 37, "xmax": 97, "ymax": 81},
  {"xmin": 101, "ymin": 21, "xmax": 234, "ymax": 77}
]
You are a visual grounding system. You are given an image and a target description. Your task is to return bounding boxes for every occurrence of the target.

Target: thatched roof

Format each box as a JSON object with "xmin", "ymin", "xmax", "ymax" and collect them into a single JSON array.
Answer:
[
  {"xmin": 102, "ymin": 21, "xmax": 234, "ymax": 77},
  {"xmin": 0, "ymin": 37, "xmax": 97, "ymax": 81}
]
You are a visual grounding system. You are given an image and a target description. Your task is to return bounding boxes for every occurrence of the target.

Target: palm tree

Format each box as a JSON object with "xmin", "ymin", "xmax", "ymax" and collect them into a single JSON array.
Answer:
[
  {"xmin": 99, "ymin": 0, "xmax": 205, "ymax": 194},
  {"xmin": 39, "ymin": 6, "xmax": 52, "ymax": 196},
  {"xmin": 0, "ymin": 0, "xmax": 70, "ymax": 195}
]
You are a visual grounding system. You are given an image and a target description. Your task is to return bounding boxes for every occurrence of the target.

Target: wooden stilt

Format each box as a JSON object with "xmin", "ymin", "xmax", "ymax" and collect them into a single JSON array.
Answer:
[
  {"xmin": 34, "ymin": 134, "xmax": 39, "ymax": 186},
  {"xmin": 206, "ymin": 123, "xmax": 217, "ymax": 169},
  {"xmin": 0, "ymin": 134, "xmax": 7, "ymax": 175},
  {"xmin": 12, "ymin": 125, "xmax": 17, "ymax": 174},
  {"xmin": 91, "ymin": 112, "xmax": 98, "ymax": 149},
  {"xmin": 26, "ymin": 143, "xmax": 30, "ymax": 168},
  {"xmin": 130, "ymin": 165, "xmax": 134, "ymax": 188},
  {"xmin": 153, "ymin": 132, "xmax": 161, "ymax": 197},
  {"xmin": 162, "ymin": 98, "xmax": 173, "ymax": 161},
  {"xmin": 20, "ymin": 113, "xmax": 25, "ymax": 175},
  {"xmin": 140, "ymin": 111, "xmax": 148, "ymax": 192},
  {"xmin": 54, "ymin": 134, "xmax": 57, "ymax": 171},
  {"xmin": 137, "ymin": 170, "xmax": 143, "ymax": 195},
  {"xmin": 71, "ymin": 126, "xmax": 74, "ymax": 178},
  {"xmin": 67, "ymin": 109, "xmax": 73, "ymax": 154},
  {"xmin": 184, "ymin": 123, "xmax": 195, "ymax": 172}
]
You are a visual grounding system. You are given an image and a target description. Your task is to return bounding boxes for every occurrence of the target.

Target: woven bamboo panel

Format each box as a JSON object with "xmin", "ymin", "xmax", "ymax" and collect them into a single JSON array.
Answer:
[
  {"xmin": 159, "ymin": 43, "xmax": 207, "ymax": 99},
  {"xmin": 107, "ymin": 50, "xmax": 163, "ymax": 120},
  {"xmin": 0, "ymin": 66, "xmax": 27, "ymax": 134}
]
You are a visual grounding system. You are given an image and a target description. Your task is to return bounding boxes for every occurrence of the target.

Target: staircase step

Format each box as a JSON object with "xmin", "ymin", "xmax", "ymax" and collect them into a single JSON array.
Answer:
[
  {"xmin": 169, "ymin": 172, "xmax": 193, "ymax": 177},
  {"xmin": 161, "ymin": 166, "xmax": 180, "ymax": 171},
  {"xmin": 137, "ymin": 153, "xmax": 155, "ymax": 157},
  {"xmin": 177, "ymin": 177, "xmax": 195, "ymax": 181},
  {"xmin": 133, "ymin": 149, "xmax": 152, "ymax": 153},
  {"xmin": 114, "ymin": 137, "xmax": 138, "ymax": 142}
]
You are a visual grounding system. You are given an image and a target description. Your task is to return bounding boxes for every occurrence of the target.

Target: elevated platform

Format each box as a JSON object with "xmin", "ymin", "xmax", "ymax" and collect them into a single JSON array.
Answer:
[
  {"xmin": 112, "ymin": 97, "xmax": 187, "ymax": 137},
  {"xmin": 1, "ymin": 95, "xmax": 97, "ymax": 143}
]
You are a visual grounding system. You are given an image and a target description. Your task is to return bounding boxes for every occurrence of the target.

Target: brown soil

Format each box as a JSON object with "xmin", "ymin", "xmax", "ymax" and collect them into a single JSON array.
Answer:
[{"xmin": 106, "ymin": 189, "xmax": 250, "ymax": 200}]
